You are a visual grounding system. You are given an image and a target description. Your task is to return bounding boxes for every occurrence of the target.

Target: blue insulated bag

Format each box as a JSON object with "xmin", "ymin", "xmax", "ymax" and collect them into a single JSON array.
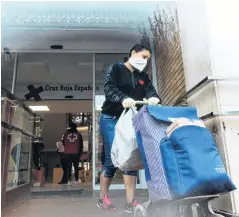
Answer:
[{"xmin": 160, "ymin": 125, "xmax": 236, "ymax": 198}]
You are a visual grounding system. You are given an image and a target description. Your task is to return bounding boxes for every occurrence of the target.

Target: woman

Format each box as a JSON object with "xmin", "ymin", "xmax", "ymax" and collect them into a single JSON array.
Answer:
[{"xmin": 98, "ymin": 44, "xmax": 161, "ymax": 213}]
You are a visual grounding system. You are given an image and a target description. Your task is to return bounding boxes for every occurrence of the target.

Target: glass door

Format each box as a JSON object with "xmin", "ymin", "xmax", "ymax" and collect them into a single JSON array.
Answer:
[{"xmin": 92, "ymin": 53, "xmax": 144, "ymax": 190}]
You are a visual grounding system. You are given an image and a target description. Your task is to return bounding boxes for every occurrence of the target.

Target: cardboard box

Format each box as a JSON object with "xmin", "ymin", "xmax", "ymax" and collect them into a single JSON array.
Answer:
[
  {"xmin": 85, "ymin": 169, "xmax": 92, "ymax": 182},
  {"xmin": 78, "ymin": 170, "xmax": 85, "ymax": 178},
  {"xmin": 53, "ymin": 168, "xmax": 63, "ymax": 184},
  {"xmin": 85, "ymin": 169, "xmax": 92, "ymax": 176}
]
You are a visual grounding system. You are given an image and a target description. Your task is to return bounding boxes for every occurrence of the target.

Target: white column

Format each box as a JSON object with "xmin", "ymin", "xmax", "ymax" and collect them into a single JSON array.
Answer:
[{"xmin": 177, "ymin": 0, "xmax": 239, "ymax": 214}]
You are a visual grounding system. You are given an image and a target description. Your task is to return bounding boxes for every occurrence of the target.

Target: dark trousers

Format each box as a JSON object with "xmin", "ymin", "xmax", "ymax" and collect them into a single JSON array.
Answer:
[
  {"xmin": 60, "ymin": 156, "xmax": 69, "ymax": 183},
  {"xmin": 65, "ymin": 154, "xmax": 80, "ymax": 181},
  {"xmin": 33, "ymin": 153, "xmax": 44, "ymax": 170},
  {"xmin": 33, "ymin": 154, "xmax": 40, "ymax": 170}
]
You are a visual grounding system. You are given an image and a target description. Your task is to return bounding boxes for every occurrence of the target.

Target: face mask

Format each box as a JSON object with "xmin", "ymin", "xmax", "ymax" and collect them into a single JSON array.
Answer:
[{"xmin": 128, "ymin": 57, "xmax": 147, "ymax": 72}]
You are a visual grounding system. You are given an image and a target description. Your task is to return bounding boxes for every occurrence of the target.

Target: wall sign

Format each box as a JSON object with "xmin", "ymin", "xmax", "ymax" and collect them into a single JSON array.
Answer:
[
  {"xmin": 44, "ymin": 84, "xmax": 99, "ymax": 92},
  {"xmin": 20, "ymin": 83, "xmax": 104, "ymax": 100}
]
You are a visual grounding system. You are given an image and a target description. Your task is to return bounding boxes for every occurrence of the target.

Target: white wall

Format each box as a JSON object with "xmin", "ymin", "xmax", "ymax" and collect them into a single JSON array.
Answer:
[
  {"xmin": 206, "ymin": 1, "xmax": 239, "ymax": 77},
  {"xmin": 205, "ymin": 1, "xmax": 239, "ymax": 214},
  {"xmin": 177, "ymin": 0, "xmax": 239, "ymax": 214},
  {"xmin": 176, "ymin": 0, "xmax": 213, "ymax": 91}
]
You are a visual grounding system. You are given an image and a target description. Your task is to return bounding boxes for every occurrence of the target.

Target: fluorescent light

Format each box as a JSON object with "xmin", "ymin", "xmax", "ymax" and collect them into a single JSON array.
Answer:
[
  {"xmin": 29, "ymin": 106, "xmax": 50, "ymax": 111},
  {"xmin": 77, "ymin": 126, "xmax": 89, "ymax": 132},
  {"xmin": 96, "ymin": 105, "xmax": 102, "ymax": 111}
]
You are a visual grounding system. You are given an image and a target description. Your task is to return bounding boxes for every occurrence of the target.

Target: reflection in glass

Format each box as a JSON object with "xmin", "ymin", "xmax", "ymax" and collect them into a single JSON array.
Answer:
[
  {"xmin": 7, "ymin": 133, "xmax": 32, "ymax": 190},
  {"xmin": 1, "ymin": 52, "xmax": 16, "ymax": 92},
  {"xmin": 71, "ymin": 112, "xmax": 92, "ymax": 127}
]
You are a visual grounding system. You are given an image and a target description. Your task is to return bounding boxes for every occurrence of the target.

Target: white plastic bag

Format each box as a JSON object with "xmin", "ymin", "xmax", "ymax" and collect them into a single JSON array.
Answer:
[
  {"xmin": 111, "ymin": 108, "xmax": 143, "ymax": 171},
  {"xmin": 56, "ymin": 141, "xmax": 65, "ymax": 153}
]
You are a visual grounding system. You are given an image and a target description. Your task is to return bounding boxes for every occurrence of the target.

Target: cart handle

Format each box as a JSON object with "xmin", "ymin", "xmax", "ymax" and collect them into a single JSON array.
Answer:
[
  {"xmin": 130, "ymin": 100, "xmax": 148, "ymax": 115},
  {"xmin": 134, "ymin": 100, "xmax": 148, "ymax": 105}
]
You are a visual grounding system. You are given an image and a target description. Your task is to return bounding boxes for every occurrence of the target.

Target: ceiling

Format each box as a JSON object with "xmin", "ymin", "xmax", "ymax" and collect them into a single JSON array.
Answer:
[
  {"xmin": 25, "ymin": 100, "xmax": 92, "ymax": 114},
  {"xmin": 1, "ymin": 1, "xmax": 177, "ymax": 51},
  {"xmin": 1, "ymin": 29, "xmax": 141, "ymax": 51}
]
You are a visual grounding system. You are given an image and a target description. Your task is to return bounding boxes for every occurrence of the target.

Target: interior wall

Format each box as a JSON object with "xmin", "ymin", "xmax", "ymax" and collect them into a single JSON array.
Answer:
[
  {"xmin": 42, "ymin": 113, "xmax": 67, "ymax": 181},
  {"xmin": 42, "ymin": 113, "xmax": 67, "ymax": 150}
]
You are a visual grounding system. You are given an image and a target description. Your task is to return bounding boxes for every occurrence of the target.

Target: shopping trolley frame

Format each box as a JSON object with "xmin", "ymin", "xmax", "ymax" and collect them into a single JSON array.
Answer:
[{"xmin": 134, "ymin": 195, "xmax": 224, "ymax": 217}]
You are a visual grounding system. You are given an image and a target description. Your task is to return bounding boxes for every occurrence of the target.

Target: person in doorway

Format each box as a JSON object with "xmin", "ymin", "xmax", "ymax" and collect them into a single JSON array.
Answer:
[
  {"xmin": 98, "ymin": 44, "xmax": 161, "ymax": 213},
  {"xmin": 32, "ymin": 139, "xmax": 44, "ymax": 187},
  {"xmin": 62, "ymin": 123, "xmax": 83, "ymax": 185}
]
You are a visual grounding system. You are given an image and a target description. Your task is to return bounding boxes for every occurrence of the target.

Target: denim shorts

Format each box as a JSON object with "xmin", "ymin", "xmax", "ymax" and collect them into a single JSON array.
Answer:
[{"xmin": 99, "ymin": 113, "xmax": 137, "ymax": 178}]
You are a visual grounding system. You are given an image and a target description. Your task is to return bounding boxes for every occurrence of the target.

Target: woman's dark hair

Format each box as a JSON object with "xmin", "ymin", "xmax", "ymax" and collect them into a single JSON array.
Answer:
[
  {"xmin": 129, "ymin": 44, "xmax": 152, "ymax": 57},
  {"xmin": 123, "ymin": 57, "xmax": 128, "ymax": 62},
  {"xmin": 69, "ymin": 122, "xmax": 77, "ymax": 133}
]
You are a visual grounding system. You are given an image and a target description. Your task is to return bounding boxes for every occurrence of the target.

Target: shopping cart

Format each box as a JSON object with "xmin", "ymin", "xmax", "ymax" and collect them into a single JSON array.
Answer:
[
  {"xmin": 132, "ymin": 101, "xmax": 226, "ymax": 217},
  {"xmin": 134, "ymin": 195, "xmax": 224, "ymax": 217}
]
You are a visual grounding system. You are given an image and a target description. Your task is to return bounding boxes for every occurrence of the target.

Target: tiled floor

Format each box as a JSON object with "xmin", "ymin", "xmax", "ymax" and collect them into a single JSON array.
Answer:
[
  {"xmin": 4, "ymin": 195, "xmax": 145, "ymax": 217},
  {"xmin": 31, "ymin": 183, "xmax": 91, "ymax": 192}
]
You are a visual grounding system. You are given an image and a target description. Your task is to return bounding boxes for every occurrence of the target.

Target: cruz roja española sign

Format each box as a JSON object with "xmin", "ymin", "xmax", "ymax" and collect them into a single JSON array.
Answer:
[{"xmin": 44, "ymin": 84, "xmax": 100, "ymax": 92}]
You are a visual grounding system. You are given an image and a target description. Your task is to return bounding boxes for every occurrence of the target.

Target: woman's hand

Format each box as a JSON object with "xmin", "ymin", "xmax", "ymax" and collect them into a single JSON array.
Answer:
[
  {"xmin": 147, "ymin": 97, "xmax": 160, "ymax": 105},
  {"xmin": 122, "ymin": 98, "xmax": 136, "ymax": 108}
]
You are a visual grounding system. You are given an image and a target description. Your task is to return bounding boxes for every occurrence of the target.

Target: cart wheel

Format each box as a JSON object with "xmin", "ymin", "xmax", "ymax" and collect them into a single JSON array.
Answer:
[{"xmin": 134, "ymin": 204, "xmax": 148, "ymax": 217}]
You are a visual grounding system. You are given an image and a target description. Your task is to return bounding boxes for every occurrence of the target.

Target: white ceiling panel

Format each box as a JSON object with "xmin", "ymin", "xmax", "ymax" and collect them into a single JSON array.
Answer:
[
  {"xmin": 19, "ymin": 62, "xmax": 49, "ymax": 76},
  {"xmin": 25, "ymin": 100, "xmax": 92, "ymax": 114}
]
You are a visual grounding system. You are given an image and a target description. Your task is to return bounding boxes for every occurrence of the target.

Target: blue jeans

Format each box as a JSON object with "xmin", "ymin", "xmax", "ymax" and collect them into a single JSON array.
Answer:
[{"xmin": 99, "ymin": 113, "xmax": 137, "ymax": 178}]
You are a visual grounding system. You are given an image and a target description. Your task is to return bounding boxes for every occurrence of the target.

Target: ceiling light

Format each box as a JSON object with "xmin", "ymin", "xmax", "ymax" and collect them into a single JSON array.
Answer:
[
  {"xmin": 96, "ymin": 105, "xmax": 102, "ymax": 111},
  {"xmin": 77, "ymin": 126, "xmax": 89, "ymax": 132},
  {"xmin": 29, "ymin": 106, "xmax": 50, "ymax": 111}
]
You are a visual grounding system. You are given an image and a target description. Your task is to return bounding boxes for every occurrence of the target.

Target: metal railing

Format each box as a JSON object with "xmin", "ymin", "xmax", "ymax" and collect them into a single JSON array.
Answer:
[
  {"xmin": 173, "ymin": 76, "xmax": 239, "ymax": 120},
  {"xmin": 1, "ymin": 87, "xmax": 44, "ymax": 122},
  {"xmin": 174, "ymin": 76, "xmax": 239, "ymax": 106},
  {"xmin": 200, "ymin": 111, "xmax": 239, "ymax": 120},
  {"xmin": 1, "ymin": 121, "xmax": 41, "ymax": 140}
]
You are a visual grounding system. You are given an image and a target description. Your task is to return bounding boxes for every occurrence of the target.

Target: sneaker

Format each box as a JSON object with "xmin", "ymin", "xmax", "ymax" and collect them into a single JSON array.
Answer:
[
  {"xmin": 97, "ymin": 195, "xmax": 116, "ymax": 212},
  {"xmin": 67, "ymin": 181, "xmax": 72, "ymax": 186},
  {"xmin": 33, "ymin": 182, "xmax": 40, "ymax": 187},
  {"xmin": 125, "ymin": 199, "xmax": 140, "ymax": 214},
  {"xmin": 73, "ymin": 180, "xmax": 81, "ymax": 185}
]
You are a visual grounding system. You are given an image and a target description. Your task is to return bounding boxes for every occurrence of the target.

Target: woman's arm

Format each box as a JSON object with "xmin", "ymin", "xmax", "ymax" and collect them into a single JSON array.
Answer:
[{"xmin": 104, "ymin": 64, "xmax": 128, "ymax": 103}]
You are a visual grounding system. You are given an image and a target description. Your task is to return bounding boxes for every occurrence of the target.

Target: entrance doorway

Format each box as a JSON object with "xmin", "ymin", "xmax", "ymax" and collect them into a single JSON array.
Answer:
[{"xmin": 4, "ymin": 52, "xmax": 148, "ymax": 195}]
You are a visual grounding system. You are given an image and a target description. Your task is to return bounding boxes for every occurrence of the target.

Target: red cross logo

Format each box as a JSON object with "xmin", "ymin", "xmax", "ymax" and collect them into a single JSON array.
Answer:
[{"xmin": 67, "ymin": 133, "xmax": 77, "ymax": 142}]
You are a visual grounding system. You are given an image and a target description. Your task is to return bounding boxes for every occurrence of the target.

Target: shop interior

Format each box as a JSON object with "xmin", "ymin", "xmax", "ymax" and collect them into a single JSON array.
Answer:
[{"xmin": 27, "ymin": 100, "xmax": 93, "ymax": 192}]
